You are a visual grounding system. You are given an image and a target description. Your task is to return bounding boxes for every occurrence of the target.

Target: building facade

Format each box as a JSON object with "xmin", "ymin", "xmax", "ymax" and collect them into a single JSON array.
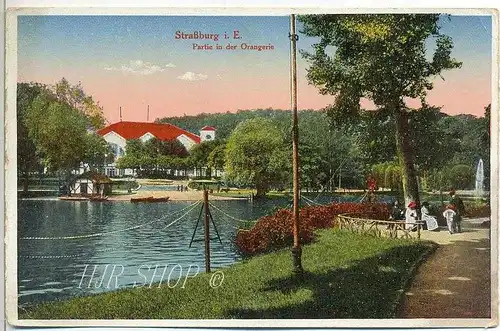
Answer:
[{"xmin": 95, "ymin": 121, "xmax": 216, "ymax": 177}]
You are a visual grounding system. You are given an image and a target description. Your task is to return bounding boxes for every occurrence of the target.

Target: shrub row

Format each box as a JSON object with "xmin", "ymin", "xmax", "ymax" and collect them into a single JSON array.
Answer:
[{"xmin": 235, "ymin": 202, "xmax": 390, "ymax": 256}]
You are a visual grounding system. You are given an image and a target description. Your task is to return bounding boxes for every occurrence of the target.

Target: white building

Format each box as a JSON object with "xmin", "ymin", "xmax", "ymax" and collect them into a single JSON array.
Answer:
[{"xmin": 96, "ymin": 121, "xmax": 216, "ymax": 177}]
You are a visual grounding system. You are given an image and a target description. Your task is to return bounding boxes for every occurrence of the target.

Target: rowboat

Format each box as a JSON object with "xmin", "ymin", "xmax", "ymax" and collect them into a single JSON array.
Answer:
[
  {"xmin": 89, "ymin": 196, "xmax": 109, "ymax": 202},
  {"xmin": 59, "ymin": 196, "xmax": 89, "ymax": 201},
  {"xmin": 130, "ymin": 196, "xmax": 170, "ymax": 203}
]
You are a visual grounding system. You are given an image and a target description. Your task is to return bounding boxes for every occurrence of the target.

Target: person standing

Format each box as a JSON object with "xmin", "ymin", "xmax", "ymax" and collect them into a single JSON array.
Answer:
[
  {"xmin": 405, "ymin": 201, "xmax": 418, "ymax": 230},
  {"xmin": 449, "ymin": 189, "xmax": 465, "ymax": 233},
  {"xmin": 443, "ymin": 204, "xmax": 457, "ymax": 234}
]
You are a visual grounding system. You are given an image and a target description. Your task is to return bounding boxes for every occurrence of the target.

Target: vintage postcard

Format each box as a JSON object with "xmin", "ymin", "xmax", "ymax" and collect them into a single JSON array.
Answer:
[{"xmin": 4, "ymin": 7, "xmax": 499, "ymax": 328}]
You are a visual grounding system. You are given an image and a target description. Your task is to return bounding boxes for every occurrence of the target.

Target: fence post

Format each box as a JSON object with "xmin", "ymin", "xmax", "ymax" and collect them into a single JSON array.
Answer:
[{"xmin": 203, "ymin": 189, "xmax": 211, "ymax": 273}]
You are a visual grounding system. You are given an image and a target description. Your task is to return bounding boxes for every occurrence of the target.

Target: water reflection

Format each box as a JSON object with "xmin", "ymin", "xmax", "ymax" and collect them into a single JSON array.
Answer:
[
  {"xmin": 17, "ymin": 198, "xmax": 293, "ymax": 304},
  {"xmin": 18, "ymin": 193, "xmax": 389, "ymax": 304}
]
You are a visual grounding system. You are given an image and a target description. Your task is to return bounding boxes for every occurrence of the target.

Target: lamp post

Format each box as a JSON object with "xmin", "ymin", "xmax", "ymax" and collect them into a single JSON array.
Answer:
[{"xmin": 290, "ymin": 14, "xmax": 303, "ymax": 274}]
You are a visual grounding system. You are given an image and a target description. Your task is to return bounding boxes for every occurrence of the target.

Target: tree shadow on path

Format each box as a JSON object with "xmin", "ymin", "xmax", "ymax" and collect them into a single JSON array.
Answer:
[{"xmin": 226, "ymin": 243, "xmax": 433, "ymax": 319}]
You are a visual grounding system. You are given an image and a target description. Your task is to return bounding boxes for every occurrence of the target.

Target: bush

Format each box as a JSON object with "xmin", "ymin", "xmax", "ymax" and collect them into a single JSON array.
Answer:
[
  {"xmin": 464, "ymin": 199, "xmax": 490, "ymax": 218},
  {"xmin": 235, "ymin": 202, "xmax": 390, "ymax": 256}
]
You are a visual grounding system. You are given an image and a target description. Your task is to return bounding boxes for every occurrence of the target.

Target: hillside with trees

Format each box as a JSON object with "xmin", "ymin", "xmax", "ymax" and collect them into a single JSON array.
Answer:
[{"xmin": 157, "ymin": 106, "xmax": 489, "ymax": 194}]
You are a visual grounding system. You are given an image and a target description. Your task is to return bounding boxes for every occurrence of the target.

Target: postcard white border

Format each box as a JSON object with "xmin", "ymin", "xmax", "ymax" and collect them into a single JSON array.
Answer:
[{"xmin": 4, "ymin": 6, "xmax": 499, "ymax": 328}]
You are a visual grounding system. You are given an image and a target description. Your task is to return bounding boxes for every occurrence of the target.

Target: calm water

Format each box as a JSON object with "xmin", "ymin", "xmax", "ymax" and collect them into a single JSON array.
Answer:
[
  {"xmin": 17, "ymin": 192, "xmax": 383, "ymax": 305},
  {"xmin": 17, "ymin": 197, "xmax": 296, "ymax": 305}
]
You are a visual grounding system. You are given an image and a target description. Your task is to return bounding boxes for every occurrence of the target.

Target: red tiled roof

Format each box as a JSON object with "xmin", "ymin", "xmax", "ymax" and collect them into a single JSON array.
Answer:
[
  {"xmin": 201, "ymin": 126, "xmax": 216, "ymax": 131},
  {"xmin": 97, "ymin": 121, "xmax": 201, "ymax": 143}
]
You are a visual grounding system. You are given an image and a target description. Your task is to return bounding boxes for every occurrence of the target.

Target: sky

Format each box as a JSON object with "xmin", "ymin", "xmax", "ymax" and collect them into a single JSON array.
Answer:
[{"xmin": 17, "ymin": 15, "xmax": 493, "ymax": 124}]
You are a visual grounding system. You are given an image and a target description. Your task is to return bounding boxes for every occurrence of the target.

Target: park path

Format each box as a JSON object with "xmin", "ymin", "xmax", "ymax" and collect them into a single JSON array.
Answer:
[{"xmin": 398, "ymin": 217, "xmax": 492, "ymax": 318}]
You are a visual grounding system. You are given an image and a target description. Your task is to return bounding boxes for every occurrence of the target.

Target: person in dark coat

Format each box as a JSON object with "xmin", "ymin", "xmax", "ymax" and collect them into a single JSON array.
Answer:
[{"xmin": 449, "ymin": 189, "xmax": 465, "ymax": 233}]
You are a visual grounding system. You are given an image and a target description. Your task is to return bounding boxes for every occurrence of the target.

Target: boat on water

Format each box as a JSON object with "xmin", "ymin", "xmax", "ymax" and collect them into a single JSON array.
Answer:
[
  {"xmin": 89, "ymin": 196, "xmax": 109, "ymax": 202},
  {"xmin": 59, "ymin": 196, "xmax": 89, "ymax": 201},
  {"xmin": 130, "ymin": 196, "xmax": 170, "ymax": 203}
]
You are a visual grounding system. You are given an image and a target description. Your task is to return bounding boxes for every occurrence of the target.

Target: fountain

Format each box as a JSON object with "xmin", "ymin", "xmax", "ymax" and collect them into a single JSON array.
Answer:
[{"xmin": 475, "ymin": 158, "xmax": 484, "ymax": 197}]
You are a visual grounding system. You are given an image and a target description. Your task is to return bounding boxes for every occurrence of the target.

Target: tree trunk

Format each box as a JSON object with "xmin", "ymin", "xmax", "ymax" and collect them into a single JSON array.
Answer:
[
  {"xmin": 394, "ymin": 108, "xmax": 421, "ymax": 213},
  {"xmin": 255, "ymin": 181, "xmax": 267, "ymax": 198}
]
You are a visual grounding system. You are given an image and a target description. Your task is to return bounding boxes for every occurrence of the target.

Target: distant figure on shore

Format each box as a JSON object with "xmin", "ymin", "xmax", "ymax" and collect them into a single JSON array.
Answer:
[
  {"xmin": 449, "ymin": 189, "xmax": 465, "ymax": 233},
  {"xmin": 443, "ymin": 204, "xmax": 457, "ymax": 234}
]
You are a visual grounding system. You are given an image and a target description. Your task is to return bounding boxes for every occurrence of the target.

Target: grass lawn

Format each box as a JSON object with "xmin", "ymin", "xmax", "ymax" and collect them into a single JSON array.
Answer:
[{"xmin": 21, "ymin": 229, "xmax": 435, "ymax": 320}]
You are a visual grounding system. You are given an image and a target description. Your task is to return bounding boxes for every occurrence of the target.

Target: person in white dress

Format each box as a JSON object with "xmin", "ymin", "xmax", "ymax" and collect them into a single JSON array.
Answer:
[
  {"xmin": 405, "ymin": 201, "xmax": 418, "ymax": 230},
  {"xmin": 421, "ymin": 201, "xmax": 439, "ymax": 231},
  {"xmin": 442, "ymin": 204, "xmax": 457, "ymax": 234}
]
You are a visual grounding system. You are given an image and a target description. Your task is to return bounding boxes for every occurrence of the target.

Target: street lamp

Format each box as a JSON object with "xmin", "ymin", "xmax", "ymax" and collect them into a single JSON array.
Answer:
[{"xmin": 290, "ymin": 14, "xmax": 303, "ymax": 274}]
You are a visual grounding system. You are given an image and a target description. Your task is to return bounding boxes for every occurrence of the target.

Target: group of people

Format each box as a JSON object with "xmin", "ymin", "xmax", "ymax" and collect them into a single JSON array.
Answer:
[
  {"xmin": 176, "ymin": 184, "xmax": 188, "ymax": 192},
  {"xmin": 443, "ymin": 190, "xmax": 466, "ymax": 234},
  {"xmin": 389, "ymin": 190, "xmax": 465, "ymax": 234}
]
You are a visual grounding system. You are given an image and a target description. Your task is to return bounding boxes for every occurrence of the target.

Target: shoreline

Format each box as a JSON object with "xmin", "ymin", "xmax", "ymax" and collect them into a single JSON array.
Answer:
[{"xmin": 109, "ymin": 190, "xmax": 248, "ymax": 201}]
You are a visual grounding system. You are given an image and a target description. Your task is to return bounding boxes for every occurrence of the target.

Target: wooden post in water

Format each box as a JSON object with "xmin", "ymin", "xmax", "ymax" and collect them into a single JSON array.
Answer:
[
  {"xmin": 203, "ymin": 189, "xmax": 211, "ymax": 273},
  {"xmin": 290, "ymin": 14, "xmax": 303, "ymax": 274}
]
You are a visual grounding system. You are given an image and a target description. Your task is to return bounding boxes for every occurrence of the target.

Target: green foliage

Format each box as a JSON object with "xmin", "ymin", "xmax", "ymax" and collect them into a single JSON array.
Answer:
[
  {"xmin": 189, "ymin": 140, "xmax": 220, "ymax": 168},
  {"xmin": 299, "ymin": 143, "xmax": 327, "ymax": 190},
  {"xmin": 116, "ymin": 139, "xmax": 190, "ymax": 177},
  {"xmin": 299, "ymin": 14, "xmax": 462, "ymax": 201},
  {"xmin": 355, "ymin": 109, "xmax": 396, "ymax": 165},
  {"xmin": 54, "ymin": 78, "xmax": 106, "ymax": 129},
  {"xmin": 84, "ymin": 133, "xmax": 115, "ymax": 170},
  {"xmin": 371, "ymin": 161, "xmax": 402, "ymax": 191},
  {"xmin": 143, "ymin": 138, "xmax": 189, "ymax": 158},
  {"xmin": 123, "ymin": 139, "xmax": 145, "ymax": 158},
  {"xmin": 299, "ymin": 14, "xmax": 462, "ymax": 112},
  {"xmin": 426, "ymin": 164, "xmax": 475, "ymax": 191},
  {"xmin": 25, "ymin": 91, "xmax": 92, "ymax": 172},
  {"xmin": 207, "ymin": 143, "xmax": 226, "ymax": 171},
  {"xmin": 116, "ymin": 154, "xmax": 141, "ymax": 170},
  {"xmin": 225, "ymin": 118, "xmax": 291, "ymax": 196},
  {"xmin": 409, "ymin": 106, "xmax": 448, "ymax": 172},
  {"xmin": 446, "ymin": 164, "xmax": 475, "ymax": 190},
  {"xmin": 18, "ymin": 79, "xmax": 108, "ymax": 178},
  {"xmin": 157, "ymin": 108, "xmax": 294, "ymax": 140},
  {"xmin": 17, "ymin": 83, "xmax": 45, "ymax": 178}
]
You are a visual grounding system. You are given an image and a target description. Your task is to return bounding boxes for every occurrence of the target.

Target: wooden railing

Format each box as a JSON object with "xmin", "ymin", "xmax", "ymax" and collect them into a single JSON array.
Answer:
[{"xmin": 336, "ymin": 213, "xmax": 425, "ymax": 240}]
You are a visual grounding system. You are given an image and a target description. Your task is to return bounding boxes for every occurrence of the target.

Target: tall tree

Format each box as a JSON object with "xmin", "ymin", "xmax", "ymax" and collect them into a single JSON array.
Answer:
[
  {"xmin": 17, "ymin": 82, "xmax": 45, "ymax": 192},
  {"xmin": 207, "ymin": 142, "xmax": 227, "ymax": 175},
  {"xmin": 143, "ymin": 138, "xmax": 189, "ymax": 158},
  {"xmin": 299, "ymin": 14, "xmax": 461, "ymax": 206},
  {"xmin": 54, "ymin": 78, "xmax": 106, "ymax": 129},
  {"xmin": 25, "ymin": 91, "xmax": 92, "ymax": 180},
  {"xmin": 225, "ymin": 118, "xmax": 291, "ymax": 196},
  {"xmin": 189, "ymin": 140, "xmax": 223, "ymax": 178},
  {"xmin": 84, "ymin": 134, "xmax": 115, "ymax": 172}
]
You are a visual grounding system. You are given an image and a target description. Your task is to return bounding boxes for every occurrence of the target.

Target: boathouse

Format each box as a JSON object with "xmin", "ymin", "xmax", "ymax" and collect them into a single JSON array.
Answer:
[{"xmin": 69, "ymin": 171, "xmax": 113, "ymax": 196}]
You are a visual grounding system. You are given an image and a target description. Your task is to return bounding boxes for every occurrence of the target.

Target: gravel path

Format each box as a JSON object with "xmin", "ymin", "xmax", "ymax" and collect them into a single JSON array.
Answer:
[{"xmin": 398, "ymin": 217, "xmax": 492, "ymax": 318}]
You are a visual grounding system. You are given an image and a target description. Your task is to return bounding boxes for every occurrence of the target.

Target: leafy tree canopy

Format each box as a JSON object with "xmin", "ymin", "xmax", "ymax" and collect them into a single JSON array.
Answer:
[{"xmin": 225, "ymin": 118, "xmax": 291, "ymax": 196}]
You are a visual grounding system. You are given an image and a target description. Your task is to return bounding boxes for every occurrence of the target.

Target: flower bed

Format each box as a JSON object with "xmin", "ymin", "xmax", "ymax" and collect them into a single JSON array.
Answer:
[{"xmin": 235, "ymin": 202, "xmax": 390, "ymax": 256}]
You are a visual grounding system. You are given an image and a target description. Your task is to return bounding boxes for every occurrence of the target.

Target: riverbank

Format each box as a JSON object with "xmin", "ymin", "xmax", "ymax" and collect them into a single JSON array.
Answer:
[
  {"xmin": 21, "ymin": 229, "xmax": 434, "ymax": 319},
  {"xmin": 109, "ymin": 190, "xmax": 248, "ymax": 201}
]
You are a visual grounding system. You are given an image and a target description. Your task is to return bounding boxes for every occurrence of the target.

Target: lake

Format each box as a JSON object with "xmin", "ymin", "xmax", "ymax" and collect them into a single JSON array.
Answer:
[{"xmin": 17, "ymin": 192, "xmax": 378, "ymax": 306}]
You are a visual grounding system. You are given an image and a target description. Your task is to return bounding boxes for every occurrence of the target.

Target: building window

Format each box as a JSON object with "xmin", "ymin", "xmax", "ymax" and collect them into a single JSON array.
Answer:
[{"xmin": 205, "ymin": 134, "xmax": 212, "ymax": 140}]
